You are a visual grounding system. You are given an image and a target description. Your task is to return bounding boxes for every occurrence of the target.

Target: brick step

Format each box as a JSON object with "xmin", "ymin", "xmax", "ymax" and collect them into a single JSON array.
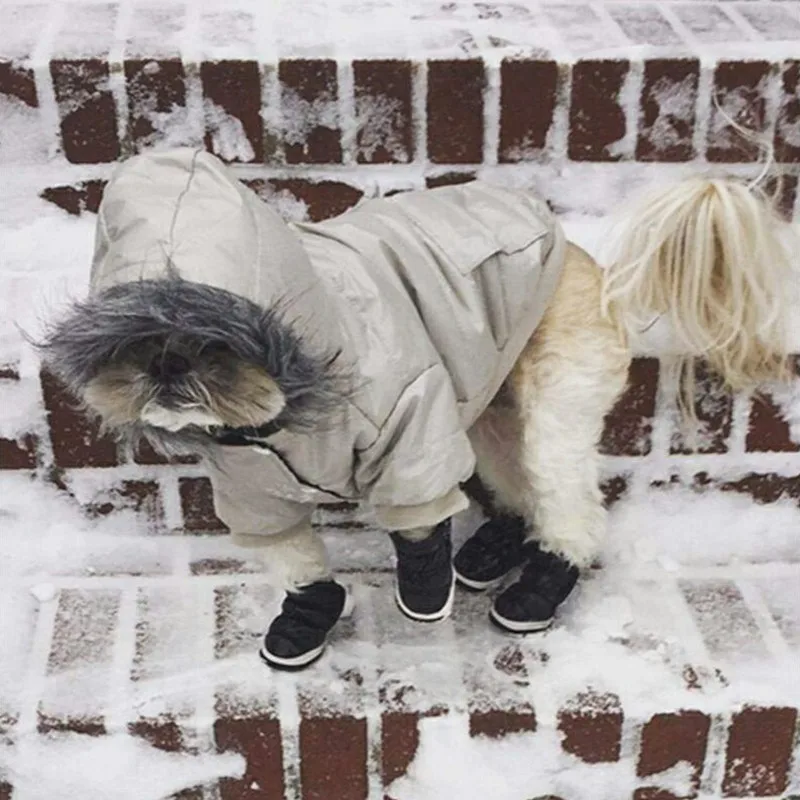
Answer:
[
  {"xmin": 4, "ymin": 355, "xmax": 800, "ymax": 518},
  {"xmin": 1, "ymin": 3, "xmax": 799, "ymax": 190},
  {"xmin": 0, "ymin": 569, "xmax": 798, "ymax": 799}
]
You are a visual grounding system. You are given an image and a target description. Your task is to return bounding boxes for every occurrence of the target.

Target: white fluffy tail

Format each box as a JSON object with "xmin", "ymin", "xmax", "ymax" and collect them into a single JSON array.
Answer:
[{"xmin": 602, "ymin": 176, "xmax": 796, "ymax": 404}]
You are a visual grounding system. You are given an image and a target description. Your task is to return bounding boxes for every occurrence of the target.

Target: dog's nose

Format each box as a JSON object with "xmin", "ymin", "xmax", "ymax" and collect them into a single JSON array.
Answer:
[{"xmin": 150, "ymin": 353, "xmax": 191, "ymax": 379}]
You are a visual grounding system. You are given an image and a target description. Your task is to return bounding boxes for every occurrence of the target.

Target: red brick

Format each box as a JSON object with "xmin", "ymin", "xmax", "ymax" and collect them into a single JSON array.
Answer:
[
  {"xmin": 246, "ymin": 177, "xmax": 363, "ymax": 222},
  {"xmin": 382, "ymin": 712, "xmax": 420, "ymax": 794},
  {"xmin": 747, "ymin": 393, "xmax": 800, "ymax": 452},
  {"xmin": 427, "ymin": 60, "xmax": 485, "ymax": 164},
  {"xmin": 707, "ymin": 61, "xmax": 773, "ymax": 163},
  {"xmin": 670, "ymin": 362, "xmax": 732, "ymax": 455},
  {"xmin": 569, "ymin": 60, "xmax": 630, "ymax": 162},
  {"xmin": 722, "ymin": 706, "xmax": 798, "ymax": 796},
  {"xmin": 125, "ymin": 59, "xmax": 187, "ymax": 152},
  {"xmin": 50, "ymin": 59, "xmax": 120, "ymax": 163},
  {"xmin": 130, "ymin": 716, "xmax": 192, "ymax": 753},
  {"xmin": 637, "ymin": 711, "xmax": 711, "ymax": 798},
  {"xmin": 634, "ymin": 791, "xmax": 682, "ymax": 800},
  {"xmin": 737, "ymin": 5, "xmax": 800, "ymax": 41},
  {"xmin": 425, "ymin": 172, "xmax": 476, "ymax": 189},
  {"xmin": 776, "ymin": 61, "xmax": 800, "ymax": 164},
  {"xmin": 299, "ymin": 716, "xmax": 367, "ymax": 800},
  {"xmin": 134, "ymin": 439, "xmax": 199, "ymax": 466},
  {"xmin": 601, "ymin": 475, "xmax": 629, "ymax": 508},
  {"xmin": 608, "ymin": 5, "xmax": 682, "ymax": 46},
  {"xmin": 37, "ymin": 714, "xmax": 105, "ymax": 736},
  {"xmin": 637, "ymin": 59, "xmax": 699, "ymax": 162},
  {"xmin": 215, "ymin": 716, "xmax": 284, "ymax": 800},
  {"xmin": 86, "ymin": 480, "xmax": 164, "ymax": 524},
  {"xmin": 469, "ymin": 709, "xmax": 536, "ymax": 739},
  {"xmin": 353, "ymin": 60, "xmax": 414, "ymax": 164},
  {"xmin": 0, "ymin": 61, "xmax": 37, "ymax": 106},
  {"xmin": 721, "ymin": 473, "xmax": 800, "ymax": 505},
  {"xmin": 558, "ymin": 691, "xmax": 623, "ymax": 763},
  {"xmin": 179, "ymin": 477, "xmax": 228, "ymax": 533},
  {"xmin": 190, "ymin": 558, "xmax": 249, "ymax": 576},
  {"xmin": 764, "ymin": 174, "xmax": 798, "ymax": 221},
  {"xmin": 43, "ymin": 589, "xmax": 119, "ymax": 729},
  {"xmin": 600, "ymin": 358, "xmax": 659, "ymax": 456},
  {"xmin": 40, "ymin": 180, "xmax": 107, "ymax": 215},
  {"xmin": 278, "ymin": 59, "xmax": 342, "ymax": 164},
  {"xmin": 673, "ymin": 5, "xmax": 743, "ymax": 44},
  {"xmin": 41, "ymin": 371, "xmax": 118, "ymax": 468},
  {"xmin": 201, "ymin": 60, "xmax": 263, "ymax": 163},
  {"xmin": 0, "ymin": 435, "xmax": 37, "ymax": 469},
  {"xmin": 499, "ymin": 59, "xmax": 558, "ymax": 162},
  {"xmin": 493, "ymin": 643, "xmax": 529, "ymax": 682}
]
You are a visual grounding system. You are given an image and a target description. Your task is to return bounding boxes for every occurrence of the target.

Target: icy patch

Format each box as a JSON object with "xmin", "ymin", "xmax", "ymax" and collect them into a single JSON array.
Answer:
[
  {"xmin": 265, "ymin": 86, "xmax": 339, "ymax": 148},
  {"xmin": 203, "ymin": 99, "xmax": 255, "ymax": 163},
  {"xmin": 640, "ymin": 73, "xmax": 697, "ymax": 152},
  {"xmin": 355, "ymin": 93, "xmax": 410, "ymax": 163},
  {"xmin": 0, "ymin": 732, "xmax": 244, "ymax": 800}
]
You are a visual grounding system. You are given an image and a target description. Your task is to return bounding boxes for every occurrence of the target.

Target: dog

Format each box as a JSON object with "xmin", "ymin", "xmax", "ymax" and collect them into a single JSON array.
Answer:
[{"xmin": 40, "ymin": 148, "xmax": 796, "ymax": 668}]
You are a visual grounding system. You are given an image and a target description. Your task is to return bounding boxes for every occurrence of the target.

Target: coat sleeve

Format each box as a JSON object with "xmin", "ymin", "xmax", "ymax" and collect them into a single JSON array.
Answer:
[
  {"xmin": 207, "ymin": 453, "xmax": 314, "ymax": 536},
  {"xmin": 354, "ymin": 363, "xmax": 476, "ymax": 513}
]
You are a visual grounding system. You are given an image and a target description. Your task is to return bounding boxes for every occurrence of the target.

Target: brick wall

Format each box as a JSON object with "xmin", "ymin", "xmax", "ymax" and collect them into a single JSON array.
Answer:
[{"xmin": 2, "ymin": 0, "xmax": 800, "ymax": 516}]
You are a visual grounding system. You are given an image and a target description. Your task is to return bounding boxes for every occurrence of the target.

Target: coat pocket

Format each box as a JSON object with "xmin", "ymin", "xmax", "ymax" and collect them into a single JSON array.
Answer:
[
  {"xmin": 391, "ymin": 184, "xmax": 551, "ymax": 275},
  {"xmin": 246, "ymin": 443, "xmax": 355, "ymax": 503}
]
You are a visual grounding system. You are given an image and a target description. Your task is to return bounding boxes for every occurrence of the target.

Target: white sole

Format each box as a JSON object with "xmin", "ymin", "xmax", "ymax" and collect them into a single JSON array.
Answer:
[
  {"xmin": 259, "ymin": 586, "xmax": 354, "ymax": 669},
  {"xmin": 394, "ymin": 578, "xmax": 455, "ymax": 622},
  {"xmin": 453, "ymin": 569, "xmax": 506, "ymax": 592},
  {"xmin": 259, "ymin": 641, "xmax": 326, "ymax": 669},
  {"xmin": 490, "ymin": 606, "xmax": 553, "ymax": 634}
]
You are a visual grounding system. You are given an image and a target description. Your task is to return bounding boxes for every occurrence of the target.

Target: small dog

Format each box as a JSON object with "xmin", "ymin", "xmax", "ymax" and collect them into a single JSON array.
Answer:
[{"xmin": 41, "ymin": 148, "xmax": 795, "ymax": 668}]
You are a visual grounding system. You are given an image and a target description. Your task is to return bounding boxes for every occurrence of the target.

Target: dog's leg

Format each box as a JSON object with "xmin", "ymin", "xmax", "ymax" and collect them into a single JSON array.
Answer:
[
  {"xmin": 377, "ymin": 489, "xmax": 468, "ymax": 622},
  {"xmin": 462, "ymin": 245, "xmax": 631, "ymax": 630},
  {"xmin": 236, "ymin": 521, "xmax": 352, "ymax": 670},
  {"xmin": 232, "ymin": 522, "xmax": 331, "ymax": 589}
]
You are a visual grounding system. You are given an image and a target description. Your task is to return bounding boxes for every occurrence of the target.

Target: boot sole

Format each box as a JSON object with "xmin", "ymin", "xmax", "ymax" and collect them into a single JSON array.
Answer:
[
  {"xmin": 259, "ymin": 587, "xmax": 354, "ymax": 670},
  {"xmin": 394, "ymin": 578, "xmax": 455, "ymax": 622},
  {"xmin": 259, "ymin": 642, "xmax": 327, "ymax": 670},
  {"xmin": 453, "ymin": 568, "xmax": 509, "ymax": 592},
  {"xmin": 489, "ymin": 606, "xmax": 553, "ymax": 634}
]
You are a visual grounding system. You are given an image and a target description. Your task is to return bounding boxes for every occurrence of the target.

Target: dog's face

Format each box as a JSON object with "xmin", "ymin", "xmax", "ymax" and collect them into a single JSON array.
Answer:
[
  {"xmin": 39, "ymin": 278, "xmax": 349, "ymax": 457},
  {"xmin": 82, "ymin": 335, "xmax": 286, "ymax": 433}
]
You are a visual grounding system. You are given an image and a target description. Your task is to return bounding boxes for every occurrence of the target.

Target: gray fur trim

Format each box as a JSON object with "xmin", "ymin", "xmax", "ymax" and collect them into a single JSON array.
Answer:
[{"xmin": 38, "ymin": 277, "xmax": 352, "ymax": 455}]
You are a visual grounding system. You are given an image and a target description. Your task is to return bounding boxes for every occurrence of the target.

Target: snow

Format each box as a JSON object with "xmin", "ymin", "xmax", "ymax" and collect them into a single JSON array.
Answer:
[
  {"xmin": 0, "ymin": 731, "xmax": 244, "ymax": 800},
  {"xmin": 388, "ymin": 714, "xmax": 694, "ymax": 800},
  {"xmin": 1, "ymin": 3, "xmax": 800, "ymax": 786}
]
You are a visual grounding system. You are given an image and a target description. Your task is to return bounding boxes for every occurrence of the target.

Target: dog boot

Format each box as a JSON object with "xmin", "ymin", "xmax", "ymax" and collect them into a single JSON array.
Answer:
[
  {"xmin": 490, "ymin": 541, "xmax": 579, "ymax": 633},
  {"xmin": 389, "ymin": 519, "xmax": 455, "ymax": 622},
  {"xmin": 453, "ymin": 514, "xmax": 526, "ymax": 591},
  {"xmin": 260, "ymin": 579, "xmax": 352, "ymax": 670}
]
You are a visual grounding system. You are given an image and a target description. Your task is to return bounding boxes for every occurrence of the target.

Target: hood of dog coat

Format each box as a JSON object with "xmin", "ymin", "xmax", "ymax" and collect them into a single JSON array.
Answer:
[{"xmin": 90, "ymin": 148, "xmax": 340, "ymax": 352}]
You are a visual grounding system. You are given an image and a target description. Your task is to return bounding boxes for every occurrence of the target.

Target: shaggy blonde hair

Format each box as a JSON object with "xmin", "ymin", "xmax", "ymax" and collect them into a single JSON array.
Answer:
[{"xmin": 601, "ymin": 175, "xmax": 796, "ymax": 412}]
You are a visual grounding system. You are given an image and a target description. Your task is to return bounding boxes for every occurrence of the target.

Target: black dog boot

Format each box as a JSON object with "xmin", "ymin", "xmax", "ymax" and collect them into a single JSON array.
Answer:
[
  {"xmin": 390, "ymin": 519, "xmax": 455, "ymax": 622},
  {"xmin": 260, "ymin": 579, "xmax": 352, "ymax": 670},
  {"xmin": 453, "ymin": 514, "xmax": 526, "ymax": 591},
  {"xmin": 490, "ymin": 541, "xmax": 579, "ymax": 633}
]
